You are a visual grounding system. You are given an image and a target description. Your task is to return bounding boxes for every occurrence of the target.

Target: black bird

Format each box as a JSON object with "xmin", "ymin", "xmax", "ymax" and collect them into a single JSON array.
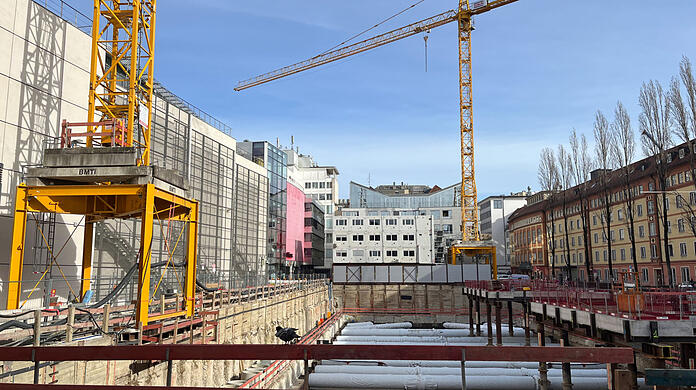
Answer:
[{"xmin": 275, "ymin": 326, "xmax": 300, "ymax": 344}]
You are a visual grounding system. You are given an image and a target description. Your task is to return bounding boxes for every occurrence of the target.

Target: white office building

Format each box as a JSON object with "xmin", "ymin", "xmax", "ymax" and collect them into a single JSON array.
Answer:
[
  {"xmin": 284, "ymin": 148, "xmax": 339, "ymax": 272},
  {"xmin": 479, "ymin": 192, "xmax": 529, "ymax": 273},
  {"xmin": 332, "ymin": 208, "xmax": 434, "ymax": 264}
]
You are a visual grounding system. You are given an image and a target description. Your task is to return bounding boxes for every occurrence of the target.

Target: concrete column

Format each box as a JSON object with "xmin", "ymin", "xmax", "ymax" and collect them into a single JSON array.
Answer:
[
  {"xmin": 495, "ymin": 302, "xmax": 503, "ymax": 346},
  {"xmin": 537, "ymin": 317, "xmax": 549, "ymax": 390},
  {"xmin": 475, "ymin": 299, "xmax": 482, "ymax": 336},
  {"xmin": 561, "ymin": 330, "xmax": 572, "ymax": 390},
  {"xmin": 486, "ymin": 300, "xmax": 493, "ymax": 346},
  {"xmin": 468, "ymin": 296, "xmax": 474, "ymax": 337},
  {"xmin": 507, "ymin": 300, "xmax": 514, "ymax": 337},
  {"xmin": 523, "ymin": 301, "xmax": 531, "ymax": 346}
]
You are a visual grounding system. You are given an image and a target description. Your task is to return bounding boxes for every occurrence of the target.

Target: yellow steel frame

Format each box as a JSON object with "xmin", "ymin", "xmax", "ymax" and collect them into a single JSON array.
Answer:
[
  {"xmin": 450, "ymin": 244, "xmax": 498, "ymax": 279},
  {"xmin": 6, "ymin": 184, "xmax": 198, "ymax": 325},
  {"xmin": 87, "ymin": 0, "xmax": 156, "ymax": 166},
  {"xmin": 458, "ymin": 0, "xmax": 479, "ymax": 242}
]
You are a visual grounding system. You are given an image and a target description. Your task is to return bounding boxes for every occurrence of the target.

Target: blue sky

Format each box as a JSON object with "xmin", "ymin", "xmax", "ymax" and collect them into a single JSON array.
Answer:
[{"xmin": 78, "ymin": 1, "xmax": 696, "ymax": 199}]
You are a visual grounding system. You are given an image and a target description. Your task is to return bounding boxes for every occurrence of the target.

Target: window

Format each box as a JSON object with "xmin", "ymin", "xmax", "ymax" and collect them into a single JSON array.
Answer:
[
  {"xmin": 620, "ymin": 248, "xmax": 626, "ymax": 260},
  {"xmin": 612, "ymin": 250, "xmax": 616, "ymax": 262},
  {"xmin": 369, "ymin": 235, "xmax": 381, "ymax": 241},
  {"xmin": 403, "ymin": 250, "xmax": 415, "ymax": 257},
  {"xmin": 655, "ymin": 268, "xmax": 663, "ymax": 285},
  {"xmin": 677, "ymin": 195, "xmax": 683, "ymax": 208},
  {"xmin": 619, "ymin": 229, "xmax": 625, "ymax": 240},
  {"xmin": 319, "ymin": 182, "xmax": 325, "ymax": 189},
  {"xmin": 571, "ymin": 237, "xmax": 575, "ymax": 247},
  {"xmin": 335, "ymin": 236, "xmax": 347, "ymax": 242},
  {"xmin": 369, "ymin": 219, "xmax": 380, "ymax": 226},
  {"xmin": 593, "ymin": 215, "xmax": 597, "ymax": 225},
  {"xmin": 443, "ymin": 224, "xmax": 453, "ymax": 233},
  {"xmin": 369, "ymin": 250, "xmax": 381, "ymax": 257},
  {"xmin": 668, "ymin": 244, "xmax": 674, "ymax": 257},
  {"xmin": 603, "ymin": 250, "xmax": 607, "ymax": 261},
  {"xmin": 443, "ymin": 210, "xmax": 450, "ymax": 218},
  {"xmin": 637, "ymin": 204, "xmax": 643, "ymax": 216},
  {"xmin": 679, "ymin": 219, "xmax": 685, "ymax": 233},
  {"xmin": 403, "ymin": 234, "xmax": 415, "ymax": 241},
  {"xmin": 312, "ymin": 182, "xmax": 318, "ymax": 189},
  {"xmin": 610, "ymin": 230, "xmax": 615, "ymax": 242},
  {"xmin": 385, "ymin": 219, "xmax": 397, "ymax": 225},
  {"xmin": 671, "ymin": 267, "xmax": 677, "ymax": 285},
  {"xmin": 386, "ymin": 250, "xmax": 398, "ymax": 257},
  {"xmin": 403, "ymin": 219, "xmax": 414, "ymax": 225},
  {"xmin": 570, "ymin": 220, "xmax": 575, "ymax": 230},
  {"xmin": 353, "ymin": 250, "xmax": 364, "ymax": 256},
  {"xmin": 651, "ymin": 244, "xmax": 657, "ymax": 258},
  {"xmin": 319, "ymin": 194, "xmax": 326, "ymax": 200},
  {"xmin": 386, "ymin": 234, "xmax": 397, "ymax": 241},
  {"xmin": 494, "ymin": 200, "xmax": 503, "ymax": 209},
  {"xmin": 578, "ymin": 236, "xmax": 583, "ymax": 246},
  {"xmin": 305, "ymin": 182, "xmax": 311, "ymax": 189},
  {"xmin": 617, "ymin": 209, "xmax": 623, "ymax": 220},
  {"xmin": 336, "ymin": 219, "xmax": 347, "ymax": 226},
  {"xmin": 640, "ymin": 246, "xmax": 646, "ymax": 259},
  {"xmin": 648, "ymin": 201, "xmax": 655, "ymax": 214},
  {"xmin": 327, "ymin": 193, "xmax": 333, "ymax": 200},
  {"xmin": 681, "ymin": 266, "xmax": 690, "ymax": 282},
  {"xmin": 667, "ymin": 220, "xmax": 672, "ymax": 234},
  {"xmin": 336, "ymin": 251, "xmax": 347, "ymax": 257},
  {"xmin": 642, "ymin": 268, "xmax": 649, "ymax": 283},
  {"xmin": 649, "ymin": 222, "xmax": 656, "ymax": 236},
  {"xmin": 352, "ymin": 219, "xmax": 364, "ymax": 226},
  {"xmin": 639, "ymin": 225, "xmax": 645, "ymax": 238},
  {"xmin": 352, "ymin": 235, "xmax": 364, "ymax": 241},
  {"xmin": 594, "ymin": 233, "xmax": 598, "ymax": 244},
  {"xmin": 680, "ymin": 242, "xmax": 687, "ymax": 257}
]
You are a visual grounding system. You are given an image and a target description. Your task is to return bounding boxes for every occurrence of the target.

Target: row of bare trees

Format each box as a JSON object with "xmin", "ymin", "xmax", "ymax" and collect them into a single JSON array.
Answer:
[{"xmin": 535, "ymin": 56, "xmax": 696, "ymax": 286}]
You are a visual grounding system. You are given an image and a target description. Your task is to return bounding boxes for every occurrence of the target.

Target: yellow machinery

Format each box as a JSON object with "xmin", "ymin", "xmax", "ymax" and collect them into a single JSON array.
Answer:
[
  {"xmin": 6, "ymin": 0, "xmax": 198, "ymax": 326},
  {"xmin": 235, "ymin": 0, "xmax": 513, "ymax": 275}
]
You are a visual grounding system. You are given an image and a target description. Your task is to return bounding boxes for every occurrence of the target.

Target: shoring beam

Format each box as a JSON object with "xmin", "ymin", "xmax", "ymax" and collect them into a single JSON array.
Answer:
[{"xmin": 0, "ymin": 344, "xmax": 635, "ymax": 364}]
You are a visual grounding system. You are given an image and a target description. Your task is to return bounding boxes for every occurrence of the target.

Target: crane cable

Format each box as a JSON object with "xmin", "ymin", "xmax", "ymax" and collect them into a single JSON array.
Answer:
[{"xmin": 318, "ymin": 0, "xmax": 427, "ymax": 56}]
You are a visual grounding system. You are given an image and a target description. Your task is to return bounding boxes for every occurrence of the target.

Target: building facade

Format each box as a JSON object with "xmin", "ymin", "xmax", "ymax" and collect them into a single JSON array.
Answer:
[
  {"xmin": 509, "ymin": 142, "xmax": 696, "ymax": 286},
  {"xmin": 478, "ymin": 193, "xmax": 529, "ymax": 274},
  {"xmin": 284, "ymin": 148, "xmax": 338, "ymax": 271},
  {"xmin": 332, "ymin": 208, "xmax": 434, "ymax": 264},
  {"xmin": 238, "ymin": 141, "xmax": 288, "ymax": 277},
  {"xmin": 304, "ymin": 199, "xmax": 325, "ymax": 270},
  {"xmin": 0, "ymin": 0, "xmax": 269, "ymax": 307}
]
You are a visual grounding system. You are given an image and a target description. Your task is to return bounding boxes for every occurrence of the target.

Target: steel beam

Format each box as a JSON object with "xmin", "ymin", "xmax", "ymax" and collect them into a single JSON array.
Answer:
[
  {"xmin": 0, "ymin": 345, "xmax": 635, "ymax": 364},
  {"xmin": 137, "ymin": 184, "xmax": 156, "ymax": 325},
  {"xmin": 6, "ymin": 185, "xmax": 29, "ymax": 309},
  {"xmin": 81, "ymin": 216, "xmax": 94, "ymax": 300}
]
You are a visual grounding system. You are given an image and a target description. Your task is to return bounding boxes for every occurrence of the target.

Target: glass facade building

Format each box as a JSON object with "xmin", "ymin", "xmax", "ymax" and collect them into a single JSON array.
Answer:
[
  {"xmin": 238, "ymin": 141, "xmax": 288, "ymax": 277},
  {"xmin": 90, "ymin": 90, "xmax": 269, "ymax": 303},
  {"xmin": 350, "ymin": 182, "xmax": 461, "ymax": 208}
]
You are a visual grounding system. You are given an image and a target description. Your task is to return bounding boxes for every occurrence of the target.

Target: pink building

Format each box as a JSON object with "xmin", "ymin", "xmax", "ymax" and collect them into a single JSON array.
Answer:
[{"xmin": 285, "ymin": 182, "xmax": 306, "ymax": 266}]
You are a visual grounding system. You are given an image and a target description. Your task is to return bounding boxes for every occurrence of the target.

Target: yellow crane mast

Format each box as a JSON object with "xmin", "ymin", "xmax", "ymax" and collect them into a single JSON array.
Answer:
[{"xmin": 236, "ymin": 0, "xmax": 517, "ymax": 273}]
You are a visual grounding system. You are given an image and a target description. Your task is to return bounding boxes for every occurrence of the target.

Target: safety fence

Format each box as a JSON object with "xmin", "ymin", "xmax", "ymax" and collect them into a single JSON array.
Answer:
[
  {"xmin": 0, "ymin": 279, "xmax": 329, "ymax": 347},
  {"xmin": 465, "ymin": 279, "xmax": 696, "ymax": 320}
]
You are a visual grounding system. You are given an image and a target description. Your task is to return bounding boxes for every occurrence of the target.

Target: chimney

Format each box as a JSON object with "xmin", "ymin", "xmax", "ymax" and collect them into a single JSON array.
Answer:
[
  {"xmin": 276, "ymin": 137, "xmax": 279, "ymax": 147},
  {"xmin": 291, "ymin": 135, "xmax": 294, "ymax": 147}
]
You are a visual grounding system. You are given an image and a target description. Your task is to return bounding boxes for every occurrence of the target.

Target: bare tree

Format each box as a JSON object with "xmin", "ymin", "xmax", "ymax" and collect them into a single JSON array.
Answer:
[
  {"xmin": 594, "ymin": 110, "xmax": 616, "ymax": 283},
  {"xmin": 570, "ymin": 129, "xmax": 594, "ymax": 282},
  {"xmin": 558, "ymin": 144, "xmax": 574, "ymax": 281},
  {"xmin": 672, "ymin": 58, "xmax": 696, "ymax": 238},
  {"xmin": 640, "ymin": 80, "xmax": 674, "ymax": 287},
  {"xmin": 538, "ymin": 147, "xmax": 559, "ymax": 278},
  {"xmin": 611, "ymin": 101, "xmax": 639, "ymax": 280}
]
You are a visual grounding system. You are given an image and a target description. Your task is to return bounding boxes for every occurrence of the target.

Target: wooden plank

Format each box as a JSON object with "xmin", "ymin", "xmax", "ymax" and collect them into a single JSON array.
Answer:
[{"xmin": 645, "ymin": 368, "xmax": 696, "ymax": 386}]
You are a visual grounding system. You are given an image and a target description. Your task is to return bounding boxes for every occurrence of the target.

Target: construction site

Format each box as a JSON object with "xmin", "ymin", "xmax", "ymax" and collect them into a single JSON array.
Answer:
[{"xmin": 1, "ymin": 0, "xmax": 696, "ymax": 389}]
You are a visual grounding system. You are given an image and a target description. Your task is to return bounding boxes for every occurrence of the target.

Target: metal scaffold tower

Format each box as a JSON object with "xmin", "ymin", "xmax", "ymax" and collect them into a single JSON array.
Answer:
[{"xmin": 6, "ymin": 0, "xmax": 198, "ymax": 326}]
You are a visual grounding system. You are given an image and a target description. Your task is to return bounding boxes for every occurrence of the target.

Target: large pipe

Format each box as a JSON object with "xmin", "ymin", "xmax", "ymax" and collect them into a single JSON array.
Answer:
[
  {"xmin": 309, "ymin": 373, "xmax": 649, "ymax": 390},
  {"xmin": 333, "ymin": 340, "xmax": 559, "ymax": 346},
  {"xmin": 335, "ymin": 335, "xmax": 540, "ymax": 344},
  {"xmin": 309, "ymin": 373, "xmax": 537, "ymax": 390},
  {"xmin": 313, "ymin": 365, "xmax": 609, "ymax": 378},
  {"xmin": 443, "ymin": 322, "xmax": 523, "ymax": 331},
  {"xmin": 340, "ymin": 328, "xmax": 526, "ymax": 337},
  {"xmin": 320, "ymin": 360, "xmax": 607, "ymax": 370},
  {"xmin": 344, "ymin": 321, "xmax": 413, "ymax": 329},
  {"xmin": 344, "ymin": 321, "xmax": 373, "ymax": 327}
]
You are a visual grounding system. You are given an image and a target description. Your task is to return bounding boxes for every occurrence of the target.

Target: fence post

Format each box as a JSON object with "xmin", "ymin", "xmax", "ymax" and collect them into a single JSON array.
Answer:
[
  {"xmin": 33, "ymin": 309, "xmax": 41, "ymax": 346},
  {"xmin": 166, "ymin": 348, "xmax": 173, "ymax": 386},
  {"xmin": 66, "ymin": 305, "xmax": 75, "ymax": 342},
  {"xmin": 103, "ymin": 304, "xmax": 111, "ymax": 334},
  {"xmin": 461, "ymin": 349, "xmax": 467, "ymax": 389}
]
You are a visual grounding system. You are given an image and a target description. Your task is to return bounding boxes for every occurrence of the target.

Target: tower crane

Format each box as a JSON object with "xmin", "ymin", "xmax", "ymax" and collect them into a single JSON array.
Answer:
[{"xmin": 236, "ymin": 0, "xmax": 518, "ymax": 273}]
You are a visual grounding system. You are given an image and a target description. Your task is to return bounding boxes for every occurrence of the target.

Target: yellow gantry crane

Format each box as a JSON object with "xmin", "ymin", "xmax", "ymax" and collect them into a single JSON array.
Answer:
[
  {"xmin": 236, "ymin": 0, "xmax": 517, "ymax": 273},
  {"xmin": 6, "ymin": 0, "xmax": 198, "ymax": 326}
]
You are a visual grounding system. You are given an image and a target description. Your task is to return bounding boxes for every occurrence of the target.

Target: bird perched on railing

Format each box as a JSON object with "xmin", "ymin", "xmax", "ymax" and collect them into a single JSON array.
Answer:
[{"xmin": 275, "ymin": 326, "xmax": 300, "ymax": 344}]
